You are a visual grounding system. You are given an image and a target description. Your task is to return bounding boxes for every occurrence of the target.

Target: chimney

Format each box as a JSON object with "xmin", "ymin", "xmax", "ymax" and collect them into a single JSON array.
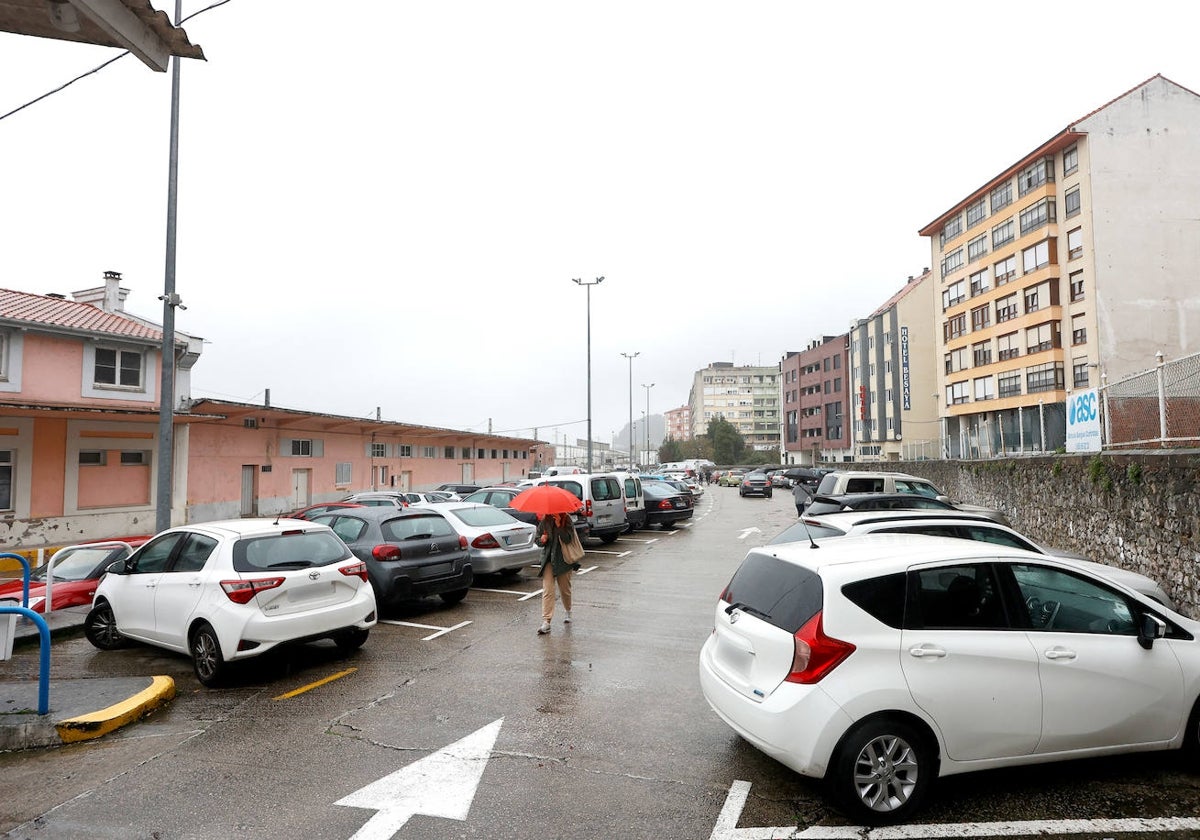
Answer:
[{"xmin": 72, "ymin": 270, "xmax": 129, "ymax": 312}]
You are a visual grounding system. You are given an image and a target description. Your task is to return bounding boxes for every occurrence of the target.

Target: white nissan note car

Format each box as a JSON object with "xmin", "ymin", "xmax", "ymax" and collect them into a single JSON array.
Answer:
[
  {"xmin": 699, "ymin": 533, "xmax": 1200, "ymax": 824},
  {"xmin": 86, "ymin": 518, "xmax": 377, "ymax": 686}
]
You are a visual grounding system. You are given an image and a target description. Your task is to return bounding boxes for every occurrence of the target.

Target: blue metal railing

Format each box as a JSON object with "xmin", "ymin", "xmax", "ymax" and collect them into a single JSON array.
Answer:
[{"xmin": 0, "ymin": 552, "xmax": 50, "ymax": 715}]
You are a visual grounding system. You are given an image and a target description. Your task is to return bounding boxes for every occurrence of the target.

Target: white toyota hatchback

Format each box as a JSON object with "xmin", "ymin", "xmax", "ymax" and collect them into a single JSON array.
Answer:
[
  {"xmin": 85, "ymin": 518, "xmax": 377, "ymax": 686},
  {"xmin": 699, "ymin": 534, "xmax": 1200, "ymax": 824}
]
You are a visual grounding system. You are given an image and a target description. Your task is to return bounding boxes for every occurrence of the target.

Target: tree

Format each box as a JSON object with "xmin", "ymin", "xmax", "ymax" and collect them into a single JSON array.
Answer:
[
  {"xmin": 657, "ymin": 437, "xmax": 685, "ymax": 463},
  {"xmin": 706, "ymin": 415, "xmax": 745, "ymax": 464}
]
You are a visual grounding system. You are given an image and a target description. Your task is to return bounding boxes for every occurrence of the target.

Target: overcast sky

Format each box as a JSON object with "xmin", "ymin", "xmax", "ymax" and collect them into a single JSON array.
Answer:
[{"xmin": 1, "ymin": 1, "xmax": 1194, "ymax": 449}]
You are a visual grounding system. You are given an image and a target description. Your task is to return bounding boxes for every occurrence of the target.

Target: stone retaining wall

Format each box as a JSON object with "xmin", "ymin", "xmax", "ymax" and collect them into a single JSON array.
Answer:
[{"xmin": 851, "ymin": 452, "xmax": 1200, "ymax": 619}]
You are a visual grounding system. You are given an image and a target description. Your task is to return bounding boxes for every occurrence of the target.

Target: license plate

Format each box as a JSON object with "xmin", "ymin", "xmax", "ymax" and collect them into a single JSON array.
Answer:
[{"xmin": 597, "ymin": 514, "xmax": 611, "ymax": 522}]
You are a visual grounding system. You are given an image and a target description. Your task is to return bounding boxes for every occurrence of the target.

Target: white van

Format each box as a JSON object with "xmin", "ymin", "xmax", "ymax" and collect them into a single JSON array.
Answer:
[
  {"xmin": 612, "ymin": 471, "xmax": 646, "ymax": 531},
  {"xmin": 541, "ymin": 465, "xmax": 583, "ymax": 477},
  {"xmin": 537, "ymin": 473, "xmax": 627, "ymax": 543}
]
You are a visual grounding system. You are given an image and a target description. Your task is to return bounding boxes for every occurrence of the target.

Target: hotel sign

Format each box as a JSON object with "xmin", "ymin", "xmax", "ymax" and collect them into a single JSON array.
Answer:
[{"xmin": 901, "ymin": 326, "xmax": 911, "ymax": 410}]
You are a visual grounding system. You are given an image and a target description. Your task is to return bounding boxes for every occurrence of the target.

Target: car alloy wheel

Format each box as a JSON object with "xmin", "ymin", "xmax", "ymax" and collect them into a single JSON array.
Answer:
[
  {"xmin": 190, "ymin": 622, "xmax": 228, "ymax": 687},
  {"xmin": 830, "ymin": 718, "xmax": 931, "ymax": 824},
  {"xmin": 84, "ymin": 602, "xmax": 127, "ymax": 650}
]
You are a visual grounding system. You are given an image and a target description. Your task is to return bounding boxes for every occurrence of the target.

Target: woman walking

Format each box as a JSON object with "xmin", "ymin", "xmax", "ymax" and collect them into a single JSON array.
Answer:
[{"xmin": 535, "ymin": 512, "xmax": 581, "ymax": 635}]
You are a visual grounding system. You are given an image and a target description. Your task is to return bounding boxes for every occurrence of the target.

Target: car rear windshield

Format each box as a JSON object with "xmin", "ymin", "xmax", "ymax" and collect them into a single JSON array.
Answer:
[
  {"xmin": 381, "ymin": 513, "xmax": 457, "ymax": 541},
  {"xmin": 768, "ymin": 520, "xmax": 846, "ymax": 544},
  {"xmin": 449, "ymin": 507, "xmax": 518, "ymax": 527},
  {"xmin": 548, "ymin": 480, "xmax": 584, "ymax": 499},
  {"xmin": 722, "ymin": 553, "xmax": 823, "ymax": 634},
  {"xmin": 233, "ymin": 531, "xmax": 350, "ymax": 572},
  {"xmin": 590, "ymin": 477, "xmax": 622, "ymax": 501}
]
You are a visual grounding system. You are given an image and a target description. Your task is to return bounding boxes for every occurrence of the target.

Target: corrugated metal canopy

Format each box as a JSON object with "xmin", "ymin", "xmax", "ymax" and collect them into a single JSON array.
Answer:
[{"xmin": 0, "ymin": 0, "xmax": 204, "ymax": 71}]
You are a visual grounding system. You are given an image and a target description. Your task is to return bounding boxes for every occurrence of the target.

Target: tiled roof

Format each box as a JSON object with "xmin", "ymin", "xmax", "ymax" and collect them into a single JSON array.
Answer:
[
  {"xmin": 0, "ymin": 288, "xmax": 163, "ymax": 342},
  {"xmin": 869, "ymin": 271, "xmax": 930, "ymax": 318}
]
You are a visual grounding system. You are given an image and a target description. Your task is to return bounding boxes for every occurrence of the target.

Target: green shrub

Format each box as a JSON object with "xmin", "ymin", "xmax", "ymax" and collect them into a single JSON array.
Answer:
[
  {"xmin": 1126, "ymin": 462, "xmax": 1143, "ymax": 485},
  {"xmin": 1100, "ymin": 474, "xmax": 1113, "ymax": 493},
  {"xmin": 1052, "ymin": 461, "xmax": 1062, "ymax": 477},
  {"xmin": 1088, "ymin": 455, "xmax": 1105, "ymax": 484}
]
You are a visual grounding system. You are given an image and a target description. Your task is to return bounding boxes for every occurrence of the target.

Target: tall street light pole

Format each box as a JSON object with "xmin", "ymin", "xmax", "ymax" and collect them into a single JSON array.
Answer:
[
  {"xmin": 643, "ymin": 382, "xmax": 655, "ymax": 466},
  {"xmin": 621, "ymin": 351, "xmax": 639, "ymax": 470},
  {"xmin": 573, "ymin": 276, "xmax": 603, "ymax": 473}
]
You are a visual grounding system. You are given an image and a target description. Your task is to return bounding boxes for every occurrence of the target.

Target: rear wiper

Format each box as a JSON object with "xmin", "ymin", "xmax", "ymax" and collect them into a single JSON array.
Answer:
[
  {"xmin": 724, "ymin": 601, "xmax": 771, "ymax": 621},
  {"xmin": 266, "ymin": 561, "xmax": 312, "ymax": 569},
  {"xmin": 405, "ymin": 533, "xmax": 433, "ymax": 540}
]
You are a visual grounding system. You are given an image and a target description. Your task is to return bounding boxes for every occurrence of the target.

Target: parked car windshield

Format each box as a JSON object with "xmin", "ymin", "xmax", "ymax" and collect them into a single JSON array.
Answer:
[{"xmin": 232, "ymin": 531, "xmax": 350, "ymax": 572}]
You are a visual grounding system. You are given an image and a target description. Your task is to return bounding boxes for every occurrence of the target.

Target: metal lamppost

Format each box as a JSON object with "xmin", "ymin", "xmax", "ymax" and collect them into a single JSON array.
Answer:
[
  {"xmin": 574, "ymin": 277, "xmax": 604, "ymax": 473},
  {"xmin": 621, "ymin": 351, "xmax": 639, "ymax": 469},
  {"xmin": 643, "ymin": 382, "xmax": 655, "ymax": 466}
]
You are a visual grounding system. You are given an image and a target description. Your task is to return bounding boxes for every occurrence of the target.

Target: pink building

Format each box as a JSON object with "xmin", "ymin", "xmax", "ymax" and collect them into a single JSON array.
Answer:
[
  {"xmin": 664, "ymin": 405, "xmax": 691, "ymax": 441},
  {"xmin": 0, "ymin": 274, "xmax": 541, "ymax": 561}
]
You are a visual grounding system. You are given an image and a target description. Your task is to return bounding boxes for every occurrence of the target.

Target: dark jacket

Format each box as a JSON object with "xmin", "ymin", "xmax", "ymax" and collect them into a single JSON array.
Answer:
[{"xmin": 536, "ymin": 514, "xmax": 579, "ymax": 577}]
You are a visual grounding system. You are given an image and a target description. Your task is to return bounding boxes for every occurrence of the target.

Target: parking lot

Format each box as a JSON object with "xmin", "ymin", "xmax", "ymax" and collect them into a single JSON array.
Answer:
[{"xmin": 5, "ymin": 487, "xmax": 1200, "ymax": 838}]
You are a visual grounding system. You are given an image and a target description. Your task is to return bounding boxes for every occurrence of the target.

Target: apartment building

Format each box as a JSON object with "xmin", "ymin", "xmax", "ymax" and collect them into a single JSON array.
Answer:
[
  {"xmin": 664, "ymin": 404, "xmax": 691, "ymax": 441},
  {"xmin": 780, "ymin": 335, "xmax": 852, "ymax": 465},
  {"xmin": 688, "ymin": 361, "xmax": 780, "ymax": 450},
  {"xmin": 920, "ymin": 75, "xmax": 1200, "ymax": 457},
  {"xmin": 847, "ymin": 271, "xmax": 938, "ymax": 461}
]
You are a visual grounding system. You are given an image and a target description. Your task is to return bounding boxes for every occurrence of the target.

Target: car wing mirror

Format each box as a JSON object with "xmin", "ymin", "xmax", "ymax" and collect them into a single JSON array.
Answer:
[
  {"xmin": 1138, "ymin": 613, "xmax": 1167, "ymax": 650},
  {"xmin": 936, "ymin": 494, "xmax": 952, "ymax": 503},
  {"xmin": 104, "ymin": 559, "xmax": 127, "ymax": 575}
]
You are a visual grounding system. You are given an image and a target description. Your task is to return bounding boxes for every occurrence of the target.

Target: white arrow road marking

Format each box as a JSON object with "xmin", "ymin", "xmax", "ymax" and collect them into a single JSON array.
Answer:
[
  {"xmin": 737, "ymin": 527, "xmax": 762, "ymax": 540},
  {"xmin": 337, "ymin": 718, "xmax": 503, "ymax": 840},
  {"xmin": 711, "ymin": 781, "xmax": 1200, "ymax": 839}
]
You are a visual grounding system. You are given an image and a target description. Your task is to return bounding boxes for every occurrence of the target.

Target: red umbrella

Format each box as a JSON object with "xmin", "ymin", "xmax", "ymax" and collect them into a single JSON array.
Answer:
[{"xmin": 509, "ymin": 485, "xmax": 584, "ymax": 516}]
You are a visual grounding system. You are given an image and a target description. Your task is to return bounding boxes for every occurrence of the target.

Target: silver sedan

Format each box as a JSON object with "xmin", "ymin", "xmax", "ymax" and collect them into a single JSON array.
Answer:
[{"xmin": 425, "ymin": 502, "xmax": 541, "ymax": 575}]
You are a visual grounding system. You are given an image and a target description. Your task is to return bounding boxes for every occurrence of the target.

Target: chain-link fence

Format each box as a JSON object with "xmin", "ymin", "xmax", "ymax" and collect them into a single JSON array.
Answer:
[{"xmin": 1101, "ymin": 352, "xmax": 1200, "ymax": 448}]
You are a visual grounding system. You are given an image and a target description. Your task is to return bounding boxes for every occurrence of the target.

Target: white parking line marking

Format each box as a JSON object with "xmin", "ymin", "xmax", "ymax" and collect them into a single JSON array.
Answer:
[
  {"xmin": 586, "ymin": 549, "xmax": 632, "ymax": 557},
  {"xmin": 575, "ymin": 565, "xmax": 598, "ymax": 575},
  {"xmin": 472, "ymin": 587, "xmax": 539, "ymax": 596},
  {"xmin": 710, "ymin": 781, "xmax": 1200, "ymax": 839},
  {"xmin": 617, "ymin": 537, "xmax": 659, "ymax": 544},
  {"xmin": 421, "ymin": 621, "xmax": 472, "ymax": 641},
  {"xmin": 378, "ymin": 619, "xmax": 472, "ymax": 641}
]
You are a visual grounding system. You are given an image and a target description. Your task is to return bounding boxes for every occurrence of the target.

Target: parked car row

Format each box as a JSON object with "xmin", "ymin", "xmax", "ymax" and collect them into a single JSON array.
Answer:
[{"xmin": 699, "ymin": 477, "xmax": 1189, "ymax": 825}]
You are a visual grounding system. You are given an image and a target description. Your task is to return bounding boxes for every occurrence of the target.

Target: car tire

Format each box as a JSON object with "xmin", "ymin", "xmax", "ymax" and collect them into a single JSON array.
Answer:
[
  {"xmin": 335, "ymin": 627, "xmax": 370, "ymax": 654},
  {"xmin": 828, "ymin": 716, "xmax": 934, "ymax": 825},
  {"xmin": 190, "ymin": 622, "xmax": 228, "ymax": 687},
  {"xmin": 599, "ymin": 533, "xmax": 620, "ymax": 544},
  {"xmin": 84, "ymin": 602, "xmax": 127, "ymax": 650},
  {"xmin": 1183, "ymin": 698, "xmax": 1200, "ymax": 757},
  {"xmin": 439, "ymin": 588, "xmax": 468, "ymax": 605}
]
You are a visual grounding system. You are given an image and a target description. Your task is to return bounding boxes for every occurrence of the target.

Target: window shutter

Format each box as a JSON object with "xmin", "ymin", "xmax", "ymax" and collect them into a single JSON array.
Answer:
[
  {"xmin": 313, "ymin": 439, "xmax": 324, "ymax": 457},
  {"xmin": 280, "ymin": 438, "xmax": 292, "ymax": 456}
]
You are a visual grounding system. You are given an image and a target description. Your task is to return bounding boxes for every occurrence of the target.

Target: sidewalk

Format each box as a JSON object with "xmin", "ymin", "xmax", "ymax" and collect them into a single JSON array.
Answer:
[{"xmin": 0, "ymin": 607, "xmax": 175, "ymax": 751}]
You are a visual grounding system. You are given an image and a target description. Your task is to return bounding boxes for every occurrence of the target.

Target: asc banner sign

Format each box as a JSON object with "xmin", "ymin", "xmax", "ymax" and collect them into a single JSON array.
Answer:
[{"xmin": 1066, "ymin": 388, "xmax": 1101, "ymax": 452}]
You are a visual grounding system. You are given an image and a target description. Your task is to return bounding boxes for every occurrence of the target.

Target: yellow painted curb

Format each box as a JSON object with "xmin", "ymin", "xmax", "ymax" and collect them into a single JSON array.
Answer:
[{"xmin": 55, "ymin": 676, "xmax": 176, "ymax": 744}]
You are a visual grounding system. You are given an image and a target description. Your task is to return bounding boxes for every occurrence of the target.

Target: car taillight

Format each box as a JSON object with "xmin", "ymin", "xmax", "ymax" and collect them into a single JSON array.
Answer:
[
  {"xmin": 220, "ymin": 577, "xmax": 285, "ymax": 604},
  {"xmin": 340, "ymin": 561, "xmax": 368, "ymax": 582},
  {"xmin": 657, "ymin": 499, "xmax": 672, "ymax": 510},
  {"xmin": 784, "ymin": 611, "xmax": 855, "ymax": 684},
  {"xmin": 472, "ymin": 533, "xmax": 501, "ymax": 549},
  {"xmin": 459, "ymin": 535, "xmax": 469, "ymax": 549},
  {"xmin": 584, "ymin": 499, "xmax": 593, "ymax": 517},
  {"xmin": 372, "ymin": 544, "xmax": 402, "ymax": 561}
]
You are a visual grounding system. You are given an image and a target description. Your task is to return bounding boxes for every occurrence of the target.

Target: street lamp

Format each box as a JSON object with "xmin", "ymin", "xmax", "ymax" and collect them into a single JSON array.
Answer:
[
  {"xmin": 621, "ymin": 351, "xmax": 639, "ymax": 470},
  {"xmin": 573, "ymin": 276, "xmax": 603, "ymax": 473},
  {"xmin": 643, "ymin": 382, "xmax": 655, "ymax": 466}
]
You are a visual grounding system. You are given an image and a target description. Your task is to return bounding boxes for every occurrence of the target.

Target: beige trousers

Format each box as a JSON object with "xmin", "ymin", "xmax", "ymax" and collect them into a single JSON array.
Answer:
[{"xmin": 541, "ymin": 563, "xmax": 573, "ymax": 622}]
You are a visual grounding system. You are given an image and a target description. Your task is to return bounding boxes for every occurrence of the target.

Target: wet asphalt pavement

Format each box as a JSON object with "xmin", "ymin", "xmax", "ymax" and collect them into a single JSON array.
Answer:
[{"xmin": 4, "ymin": 489, "xmax": 1200, "ymax": 839}]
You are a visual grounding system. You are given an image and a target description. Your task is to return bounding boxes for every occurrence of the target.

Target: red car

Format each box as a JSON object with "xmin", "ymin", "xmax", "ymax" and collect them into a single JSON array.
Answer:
[
  {"xmin": 284, "ymin": 502, "xmax": 364, "ymax": 520},
  {"xmin": 0, "ymin": 537, "xmax": 150, "ymax": 613}
]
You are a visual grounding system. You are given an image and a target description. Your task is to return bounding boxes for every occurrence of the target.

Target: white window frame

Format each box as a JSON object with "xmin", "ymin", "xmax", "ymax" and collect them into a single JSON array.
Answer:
[{"xmin": 81, "ymin": 342, "xmax": 157, "ymax": 403}]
